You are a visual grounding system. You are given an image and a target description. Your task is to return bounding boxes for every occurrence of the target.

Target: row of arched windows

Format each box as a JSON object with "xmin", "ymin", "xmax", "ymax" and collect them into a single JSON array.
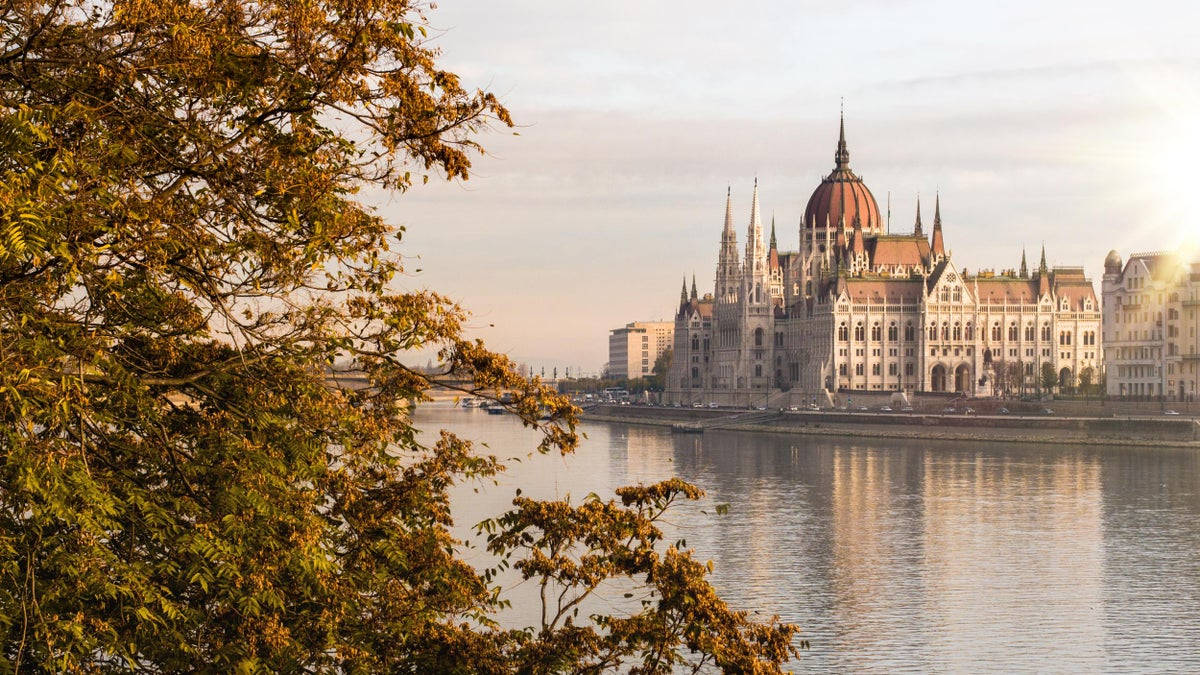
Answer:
[{"xmin": 837, "ymin": 321, "xmax": 916, "ymax": 343}]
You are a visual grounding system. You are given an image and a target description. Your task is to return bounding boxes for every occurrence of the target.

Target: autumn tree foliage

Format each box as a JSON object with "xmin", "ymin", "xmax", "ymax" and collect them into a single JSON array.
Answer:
[{"xmin": 0, "ymin": 0, "xmax": 799, "ymax": 671}]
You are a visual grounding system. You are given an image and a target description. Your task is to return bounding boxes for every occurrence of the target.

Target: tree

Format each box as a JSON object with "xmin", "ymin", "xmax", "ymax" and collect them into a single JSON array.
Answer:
[
  {"xmin": 1079, "ymin": 366, "xmax": 1094, "ymax": 396},
  {"xmin": 992, "ymin": 360, "xmax": 1009, "ymax": 396},
  {"xmin": 643, "ymin": 347, "xmax": 672, "ymax": 391},
  {"xmin": 1041, "ymin": 362, "xmax": 1059, "ymax": 393},
  {"xmin": 0, "ymin": 1, "xmax": 797, "ymax": 671}
]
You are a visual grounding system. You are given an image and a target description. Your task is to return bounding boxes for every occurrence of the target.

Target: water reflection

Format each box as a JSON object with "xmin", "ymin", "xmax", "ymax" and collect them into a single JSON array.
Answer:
[{"xmin": 425, "ymin": 407, "xmax": 1200, "ymax": 671}]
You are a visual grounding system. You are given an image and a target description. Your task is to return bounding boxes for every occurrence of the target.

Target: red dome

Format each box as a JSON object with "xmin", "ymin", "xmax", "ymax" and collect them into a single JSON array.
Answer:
[{"xmin": 803, "ymin": 118, "xmax": 882, "ymax": 233}]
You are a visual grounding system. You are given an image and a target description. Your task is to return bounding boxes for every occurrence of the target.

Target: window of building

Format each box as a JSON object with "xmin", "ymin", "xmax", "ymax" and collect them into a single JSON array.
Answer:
[
  {"xmin": 1009, "ymin": 323, "xmax": 1018, "ymax": 341},
  {"xmin": 888, "ymin": 363, "xmax": 897, "ymax": 375},
  {"xmin": 838, "ymin": 323, "xmax": 849, "ymax": 341},
  {"xmin": 992, "ymin": 323, "xmax": 1001, "ymax": 341},
  {"xmin": 905, "ymin": 363, "xmax": 914, "ymax": 376},
  {"xmin": 888, "ymin": 323, "xmax": 898, "ymax": 341},
  {"xmin": 754, "ymin": 364, "xmax": 762, "ymax": 377},
  {"xmin": 872, "ymin": 363, "xmax": 880, "ymax": 375},
  {"xmin": 1025, "ymin": 324, "xmax": 1035, "ymax": 341},
  {"xmin": 953, "ymin": 322, "xmax": 962, "ymax": 341},
  {"xmin": 871, "ymin": 323, "xmax": 881, "ymax": 341},
  {"xmin": 905, "ymin": 322, "xmax": 914, "ymax": 341},
  {"xmin": 855, "ymin": 323, "xmax": 865, "ymax": 341},
  {"xmin": 839, "ymin": 363, "xmax": 848, "ymax": 376},
  {"xmin": 754, "ymin": 327, "xmax": 764, "ymax": 347},
  {"xmin": 856, "ymin": 363, "xmax": 864, "ymax": 376}
]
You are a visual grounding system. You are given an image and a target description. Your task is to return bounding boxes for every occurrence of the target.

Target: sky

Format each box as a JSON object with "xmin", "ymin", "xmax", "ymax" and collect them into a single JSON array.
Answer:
[{"xmin": 379, "ymin": 0, "xmax": 1200, "ymax": 375}]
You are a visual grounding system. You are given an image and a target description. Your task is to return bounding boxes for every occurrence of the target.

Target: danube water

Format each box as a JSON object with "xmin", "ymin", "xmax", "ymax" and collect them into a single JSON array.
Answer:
[{"xmin": 422, "ymin": 405, "xmax": 1200, "ymax": 672}]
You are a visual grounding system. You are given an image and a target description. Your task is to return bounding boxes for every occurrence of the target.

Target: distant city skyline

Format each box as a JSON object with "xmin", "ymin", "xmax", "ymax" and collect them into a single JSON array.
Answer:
[{"xmin": 377, "ymin": 0, "xmax": 1200, "ymax": 372}]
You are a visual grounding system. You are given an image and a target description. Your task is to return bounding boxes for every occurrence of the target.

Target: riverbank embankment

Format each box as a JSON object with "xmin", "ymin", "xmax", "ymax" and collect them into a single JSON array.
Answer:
[{"xmin": 582, "ymin": 405, "xmax": 1200, "ymax": 449}]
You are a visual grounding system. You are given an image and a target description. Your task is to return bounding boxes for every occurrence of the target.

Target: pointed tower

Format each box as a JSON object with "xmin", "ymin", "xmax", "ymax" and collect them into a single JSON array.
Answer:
[
  {"xmin": 679, "ymin": 277, "xmax": 688, "ymax": 309},
  {"xmin": 930, "ymin": 193, "xmax": 946, "ymax": 262},
  {"xmin": 835, "ymin": 108, "xmax": 850, "ymax": 170},
  {"xmin": 849, "ymin": 214, "xmax": 868, "ymax": 274},
  {"xmin": 1039, "ymin": 244, "xmax": 1048, "ymax": 276},
  {"xmin": 1019, "ymin": 248, "xmax": 1029, "ymax": 278},
  {"xmin": 743, "ymin": 178, "xmax": 769, "ymax": 305},
  {"xmin": 690, "ymin": 274, "xmax": 698, "ymax": 301},
  {"xmin": 715, "ymin": 187, "xmax": 740, "ymax": 304},
  {"xmin": 913, "ymin": 196, "xmax": 923, "ymax": 237}
]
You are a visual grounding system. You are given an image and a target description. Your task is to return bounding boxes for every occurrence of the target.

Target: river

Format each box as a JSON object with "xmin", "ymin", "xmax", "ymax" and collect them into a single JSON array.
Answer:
[{"xmin": 422, "ymin": 404, "xmax": 1200, "ymax": 672}]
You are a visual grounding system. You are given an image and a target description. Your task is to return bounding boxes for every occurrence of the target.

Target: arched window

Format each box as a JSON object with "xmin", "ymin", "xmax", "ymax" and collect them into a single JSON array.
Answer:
[
  {"xmin": 905, "ymin": 322, "xmax": 914, "ymax": 341},
  {"xmin": 942, "ymin": 322, "xmax": 950, "ymax": 341},
  {"xmin": 929, "ymin": 323, "xmax": 938, "ymax": 341},
  {"xmin": 1008, "ymin": 323, "xmax": 1018, "ymax": 341},
  {"xmin": 966, "ymin": 322, "xmax": 974, "ymax": 341},
  {"xmin": 1042, "ymin": 323, "xmax": 1052, "ymax": 341},
  {"xmin": 855, "ymin": 322, "xmax": 865, "ymax": 341},
  {"xmin": 992, "ymin": 323, "xmax": 1001, "ymax": 341},
  {"xmin": 888, "ymin": 322, "xmax": 898, "ymax": 342},
  {"xmin": 953, "ymin": 288, "xmax": 962, "ymax": 302},
  {"xmin": 691, "ymin": 336, "xmax": 699, "ymax": 351},
  {"xmin": 953, "ymin": 322, "xmax": 962, "ymax": 341},
  {"xmin": 838, "ymin": 322, "xmax": 849, "ymax": 341},
  {"xmin": 754, "ymin": 327, "xmax": 764, "ymax": 347},
  {"xmin": 1025, "ymin": 324, "xmax": 1035, "ymax": 341},
  {"xmin": 871, "ymin": 323, "xmax": 881, "ymax": 341}
]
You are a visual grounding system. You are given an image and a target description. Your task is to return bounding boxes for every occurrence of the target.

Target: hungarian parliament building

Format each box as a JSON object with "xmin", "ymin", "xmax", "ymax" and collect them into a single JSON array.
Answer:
[{"xmin": 666, "ymin": 116, "xmax": 1102, "ymax": 404}]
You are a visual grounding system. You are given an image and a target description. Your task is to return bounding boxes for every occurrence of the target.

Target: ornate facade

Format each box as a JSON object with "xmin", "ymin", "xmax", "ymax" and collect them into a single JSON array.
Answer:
[
  {"xmin": 668, "ymin": 116, "xmax": 1102, "ymax": 404},
  {"xmin": 1102, "ymin": 250, "xmax": 1200, "ymax": 400}
]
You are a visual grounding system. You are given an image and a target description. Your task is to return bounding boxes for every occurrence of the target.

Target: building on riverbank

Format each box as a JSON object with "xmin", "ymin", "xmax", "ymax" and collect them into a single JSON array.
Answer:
[
  {"xmin": 667, "ymin": 115, "xmax": 1102, "ymax": 407},
  {"xmin": 1102, "ymin": 249, "xmax": 1200, "ymax": 400},
  {"xmin": 607, "ymin": 321, "xmax": 673, "ymax": 380}
]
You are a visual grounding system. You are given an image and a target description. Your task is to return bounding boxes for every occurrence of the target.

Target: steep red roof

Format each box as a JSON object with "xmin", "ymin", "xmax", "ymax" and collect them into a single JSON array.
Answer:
[
  {"xmin": 842, "ymin": 278, "xmax": 925, "ymax": 303},
  {"xmin": 975, "ymin": 277, "xmax": 1039, "ymax": 304},
  {"xmin": 867, "ymin": 235, "xmax": 930, "ymax": 267}
]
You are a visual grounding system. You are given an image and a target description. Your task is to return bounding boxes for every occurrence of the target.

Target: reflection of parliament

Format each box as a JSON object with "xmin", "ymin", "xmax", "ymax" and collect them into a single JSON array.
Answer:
[{"xmin": 666, "ymin": 116, "xmax": 1101, "ymax": 404}]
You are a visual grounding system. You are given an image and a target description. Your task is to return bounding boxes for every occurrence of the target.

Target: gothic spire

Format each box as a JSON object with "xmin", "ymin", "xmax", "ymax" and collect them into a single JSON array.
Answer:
[
  {"xmin": 1039, "ymin": 244, "xmax": 1048, "ymax": 275},
  {"xmin": 690, "ymin": 274, "xmax": 698, "ymax": 300},
  {"xmin": 722, "ymin": 185, "xmax": 734, "ymax": 235},
  {"xmin": 680, "ymin": 277, "xmax": 688, "ymax": 306},
  {"xmin": 850, "ymin": 214, "xmax": 866, "ymax": 255},
  {"xmin": 913, "ymin": 195, "xmax": 923, "ymax": 236},
  {"xmin": 769, "ymin": 215, "xmax": 777, "ymax": 250},
  {"xmin": 1020, "ymin": 248, "xmax": 1028, "ymax": 278},
  {"xmin": 835, "ymin": 106, "xmax": 850, "ymax": 170},
  {"xmin": 930, "ymin": 193, "xmax": 946, "ymax": 258}
]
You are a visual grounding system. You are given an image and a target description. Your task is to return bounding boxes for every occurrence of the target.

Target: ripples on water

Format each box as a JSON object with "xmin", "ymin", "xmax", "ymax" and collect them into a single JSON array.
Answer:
[{"xmin": 422, "ymin": 405, "xmax": 1200, "ymax": 672}]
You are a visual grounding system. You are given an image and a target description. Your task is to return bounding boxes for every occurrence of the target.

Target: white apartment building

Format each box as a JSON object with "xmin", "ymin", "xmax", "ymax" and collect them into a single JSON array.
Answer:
[
  {"xmin": 1103, "ymin": 250, "xmax": 1200, "ymax": 400},
  {"xmin": 607, "ymin": 321, "xmax": 674, "ymax": 380}
]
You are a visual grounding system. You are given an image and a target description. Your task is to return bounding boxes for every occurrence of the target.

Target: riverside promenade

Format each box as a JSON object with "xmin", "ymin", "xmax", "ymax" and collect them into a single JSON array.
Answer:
[{"xmin": 583, "ymin": 405, "xmax": 1200, "ymax": 449}]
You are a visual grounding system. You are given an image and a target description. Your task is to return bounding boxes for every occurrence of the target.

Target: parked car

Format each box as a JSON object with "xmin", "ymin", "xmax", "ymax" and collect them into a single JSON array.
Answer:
[
  {"xmin": 1164, "ymin": 410, "xmax": 1181, "ymax": 415},
  {"xmin": 788, "ymin": 405, "xmax": 800, "ymax": 411},
  {"xmin": 900, "ymin": 406, "xmax": 914, "ymax": 413},
  {"xmin": 754, "ymin": 405, "xmax": 767, "ymax": 411},
  {"xmin": 1040, "ymin": 408, "xmax": 1055, "ymax": 415},
  {"xmin": 857, "ymin": 405, "xmax": 869, "ymax": 411},
  {"xmin": 941, "ymin": 407, "xmax": 957, "ymax": 414},
  {"xmin": 963, "ymin": 407, "xmax": 975, "ymax": 415},
  {"xmin": 997, "ymin": 407, "xmax": 1010, "ymax": 414},
  {"xmin": 708, "ymin": 402, "xmax": 719, "ymax": 408},
  {"xmin": 692, "ymin": 402, "xmax": 702, "ymax": 408}
]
